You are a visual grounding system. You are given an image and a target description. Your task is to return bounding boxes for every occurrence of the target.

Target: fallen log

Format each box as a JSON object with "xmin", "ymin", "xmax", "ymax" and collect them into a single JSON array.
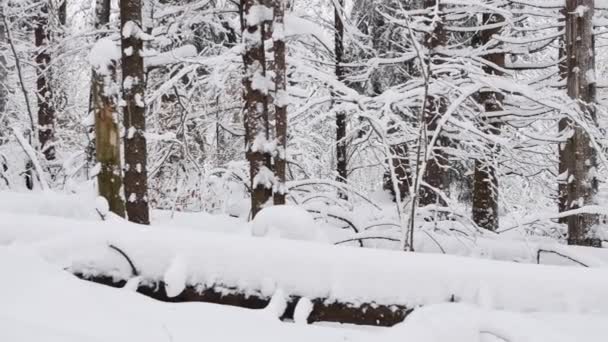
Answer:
[{"xmin": 75, "ymin": 273, "xmax": 413, "ymax": 326}]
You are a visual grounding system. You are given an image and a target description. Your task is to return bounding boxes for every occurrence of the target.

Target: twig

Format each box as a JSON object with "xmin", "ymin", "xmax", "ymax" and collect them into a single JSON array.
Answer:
[
  {"xmin": 108, "ymin": 244, "xmax": 139, "ymax": 276},
  {"xmin": 536, "ymin": 249, "xmax": 588, "ymax": 267},
  {"xmin": 334, "ymin": 236, "xmax": 400, "ymax": 245}
]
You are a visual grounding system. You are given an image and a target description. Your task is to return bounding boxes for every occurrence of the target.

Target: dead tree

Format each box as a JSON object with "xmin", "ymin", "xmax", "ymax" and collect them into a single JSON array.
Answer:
[
  {"xmin": 121, "ymin": 0, "xmax": 150, "ymax": 224},
  {"xmin": 92, "ymin": 0, "xmax": 125, "ymax": 217},
  {"xmin": 35, "ymin": 2, "xmax": 55, "ymax": 161},
  {"xmin": 563, "ymin": 0, "xmax": 599, "ymax": 246},
  {"xmin": 273, "ymin": 0, "xmax": 287, "ymax": 205},
  {"xmin": 241, "ymin": 0, "xmax": 272, "ymax": 218},
  {"xmin": 472, "ymin": 12, "xmax": 504, "ymax": 231}
]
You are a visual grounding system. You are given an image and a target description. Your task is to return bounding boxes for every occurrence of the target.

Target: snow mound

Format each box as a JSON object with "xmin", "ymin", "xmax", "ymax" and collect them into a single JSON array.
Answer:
[
  {"xmin": 0, "ymin": 191, "xmax": 99, "ymax": 220},
  {"xmin": 251, "ymin": 205, "xmax": 327, "ymax": 242}
]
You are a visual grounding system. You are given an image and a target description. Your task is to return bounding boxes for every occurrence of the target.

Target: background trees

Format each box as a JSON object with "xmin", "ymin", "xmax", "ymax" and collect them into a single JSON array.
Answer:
[{"xmin": 0, "ymin": 0, "xmax": 605, "ymax": 247}]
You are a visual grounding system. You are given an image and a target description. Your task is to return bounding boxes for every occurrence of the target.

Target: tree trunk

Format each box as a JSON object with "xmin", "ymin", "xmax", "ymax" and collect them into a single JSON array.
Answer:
[
  {"xmin": 564, "ymin": 0, "xmax": 599, "ymax": 246},
  {"xmin": 35, "ymin": 3, "xmax": 55, "ymax": 161},
  {"xmin": 121, "ymin": 0, "xmax": 150, "ymax": 224},
  {"xmin": 420, "ymin": 0, "xmax": 449, "ymax": 207},
  {"xmin": 472, "ymin": 13, "xmax": 504, "ymax": 231},
  {"xmin": 241, "ymin": 0, "xmax": 272, "ymax": 218},
  {"xmin": 0, "ymin": 5, "xmax": 7, "ymax": 124},
  {"xmin": 558, "ymin": 8, "xmax": 569, "ymax": 224},
  {"xmin": 93, "ymin": 0, "xmax": 125, "ymax": 217},
  {"xmin": 273, "ymin": 0, "xmax": 287, "ymax": 205},
  {"xmin": 334, "ymin": 0, "xmax": 348, "ymax": 195}
]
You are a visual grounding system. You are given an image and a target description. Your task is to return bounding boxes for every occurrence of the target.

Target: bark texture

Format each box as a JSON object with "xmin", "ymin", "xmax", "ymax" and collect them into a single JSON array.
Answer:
[
  {"xmin": 35, "ymin": 4, "xmax": 55, "ymax": 161},
  {"xmin": 472, "ymin": 13, "xmax": 504, "ymax": 231},
  {"xmin": 241, "ymin": 0, "xmax": 272, "ymax": 218},
  {"xmin": 564, "ymin": 0, "xmax": 600, "ymax": 246},
  {"xmin": 420, "ymin": 0, "xmax": 449, "ymax": 207},
  {"xmin": 94, "ymin": 0, "xmax": 125, "ymax": 217},
  {"xmin": 121, "ymin": 0, "xmax": 150, "ymax": 224},
  {"xmin": 558, "ymin": 8, "xmax": 569, "ymax": 224},
  {"xmin": 273, "ymin": 0, "xmax": 287, "ymax": 205},
  {"xmin": 334, "ymin": 0, "xmax": 348, "ymax": 192}
]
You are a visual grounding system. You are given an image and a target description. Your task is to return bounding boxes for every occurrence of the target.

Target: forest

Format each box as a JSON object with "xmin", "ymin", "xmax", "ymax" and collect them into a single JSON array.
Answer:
[{"xmin": 1, "ymin": 0, "xmax": 608, "ymax": 341}]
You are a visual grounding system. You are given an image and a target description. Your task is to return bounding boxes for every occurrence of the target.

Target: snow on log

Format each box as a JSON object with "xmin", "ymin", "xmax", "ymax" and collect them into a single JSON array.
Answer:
[{"xmin": 2, "ymin": 212, "xmax": 608, "ymax": 326}]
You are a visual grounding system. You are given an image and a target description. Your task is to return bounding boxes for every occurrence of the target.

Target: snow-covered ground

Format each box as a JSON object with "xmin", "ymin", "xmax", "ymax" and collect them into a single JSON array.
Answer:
[
  {"xmin": 1, "ymin": 190, "xmax": 608, "ymax": 341},
  {"xmin": 2, "ymin": 246, "xmax": 606, "ymax": 342}
]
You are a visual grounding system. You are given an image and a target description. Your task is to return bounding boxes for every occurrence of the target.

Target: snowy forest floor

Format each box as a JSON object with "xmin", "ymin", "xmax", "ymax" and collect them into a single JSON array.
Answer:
[{"xmin": 1, "ymin": 190, "xmax": 608, "ymax": 341}]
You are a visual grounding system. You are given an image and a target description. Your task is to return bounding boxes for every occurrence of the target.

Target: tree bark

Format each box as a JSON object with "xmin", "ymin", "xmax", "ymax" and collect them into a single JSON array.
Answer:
[
  {"xmin": 121, "ymin": 0, "xmax": 150, "ymax": 224},
  {"xmin": 419, "ymin": 0, "xmax": 449, "ymax": 207},
  {"xmin": 93, "ymin": 0, "xmax": 125, "ymax": 217},
  {"xmin": 0, "ymin": 5, "xmax": 7, "ymax": 124},
  {"xmin": 564, "ymin": 0, "xmax": 599, "ymax": 246},
  {"xmin": 273, "ymin": 0, "xmax": 287, "ymax": 205},
  {"xmin": 241, "ymin": 0, "xmax": 272, "ymax": 218},
  {"xmin": 558, "ymin": 8, "xmax": 569, "ymax": 224},
  {"xmin": 472, "ymin": 13, "xmax": 504, "ymax": 231},
  {"xmin": 334, "ymin": 0, "xmax": 348, "ymax": 195},
  {"xmin": 35, "ymin": 3, "xmax": 55, "ymax": 161}
]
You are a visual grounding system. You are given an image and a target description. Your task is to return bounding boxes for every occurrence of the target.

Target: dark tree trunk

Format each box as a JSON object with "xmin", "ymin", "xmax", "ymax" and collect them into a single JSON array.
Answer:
[
  {"xmin": 564, "ymin": 0, "xmax": 599, "ymax": 246},
  {"xmin": 241, "ymin": 0, "xmax": 272, "ymax": 218},
  {"xmin": 35, "ymin": 4, "xmax": 55, "ymax": 161},
  {"xmin": 472, "ymin": 13, "xmax": 504, "ymax": 231},
  {"xmin": 93, "ymin": 0, "xmax": 125, "ymax": 217},
  {"xmin": 557, "ymin": 8, "xmax": 569, "ymax": 224},
  {"xmin": 273, "ymin": 0, "xmax": 287, "ymax": 205},
  {"xmin": 335, "ymin": 0, "xmax": 348, "ymax": 194},
  {"xmin": 121, "ymin": 0, "xmax": 150, "ymax": 224},
  {"xmin": 0, "ymin": 5, "xmax": 6, "ymax": 123},
  {"xmin": 420, "ymin": 0, "xmax": 449, "ymax": 206}
]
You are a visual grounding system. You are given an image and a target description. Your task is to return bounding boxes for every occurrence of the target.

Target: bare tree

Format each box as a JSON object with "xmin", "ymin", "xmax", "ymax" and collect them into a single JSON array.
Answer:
[
  {"xmin": 121, "ymin": 0, "xmax": 150, "ymax": 224},
  {"xmin": 563, "ymin": 0, "xmax": 599, "ymax": 246},
  {"xmin": 93, "ymin": 0, "xmax": 125, "ymax": 217}
]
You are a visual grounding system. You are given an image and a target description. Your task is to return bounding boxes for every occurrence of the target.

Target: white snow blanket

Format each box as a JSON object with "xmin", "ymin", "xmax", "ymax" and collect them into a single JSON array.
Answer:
[
  {"xmin": 0, "ymin": 246, "xmax": 606, "ymax": 342},
  {"xmin": 1, "ymin": 210, "xmax": 608, "ymax": 315}
]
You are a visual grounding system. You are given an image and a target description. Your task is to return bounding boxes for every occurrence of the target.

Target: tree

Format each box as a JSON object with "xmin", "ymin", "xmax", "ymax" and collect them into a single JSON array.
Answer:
[
  {"xmin": 121, "ymin": 0, "xmax": 150, "ymax": 224},
  {"xmin": 334, "ymin": 0, "xmax": 348, "ymax": 194},
  {"xmin": 419, "ymin": 0, "xmax": 449, "ymax": 207},
  {"xmin": 241, "ymin": 0, "xmax": 273, "ymax": 218},
  {"xmin": 92, "ymin": 0, "xmax": 125, "ymax": 217},
  {"xmin": 0, "ymin": 4, "xmax": 7, "ymax": 125},
  {"xmin": 472, "ymin": 11, "xmax": 504, "ymax": 231},
  {"xmin": 272, "ymin": 0, "xmax": 287, "ymax": 205},
  {"xmin": 35, "ymin": 2, "xmax": 55, "ymax": 161},
  {"xmin": 563, "ymin": 0, "xmax": 599, "ymax": 246}
]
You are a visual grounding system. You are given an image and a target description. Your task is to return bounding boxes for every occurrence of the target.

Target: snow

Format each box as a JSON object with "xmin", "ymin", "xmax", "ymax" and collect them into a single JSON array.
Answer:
[
  {"xmin": 1, "ymin": 190, "xmax": 608, "ymax": 341},
  {"xmin": 164, "ymin": 254, "xmax": 189, "ymax": 298},
  {"xmin": 89, "ymin": 38, "xmax": 120, "ymax": 75},
  {"xmin": 2, "ymin": 209, "xmax": 608, "ymax": 315},
  {"xmin": 0, "ymin": 247, "xmax": 376, "ymax": 342},
  {"xmin": 251, "ymin": 205, "xmax": 328, "ymax": 242},
  {"xmin": 245, "ymin": 5, "xmax": 274, "ymax": 26},
  {"xmin": 294, "ymin": 297, "xmax": 314, "ymax": 324},
  {"xmin": 1, "ymin": 245, "xmax": 607, "ymax": 342}
]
